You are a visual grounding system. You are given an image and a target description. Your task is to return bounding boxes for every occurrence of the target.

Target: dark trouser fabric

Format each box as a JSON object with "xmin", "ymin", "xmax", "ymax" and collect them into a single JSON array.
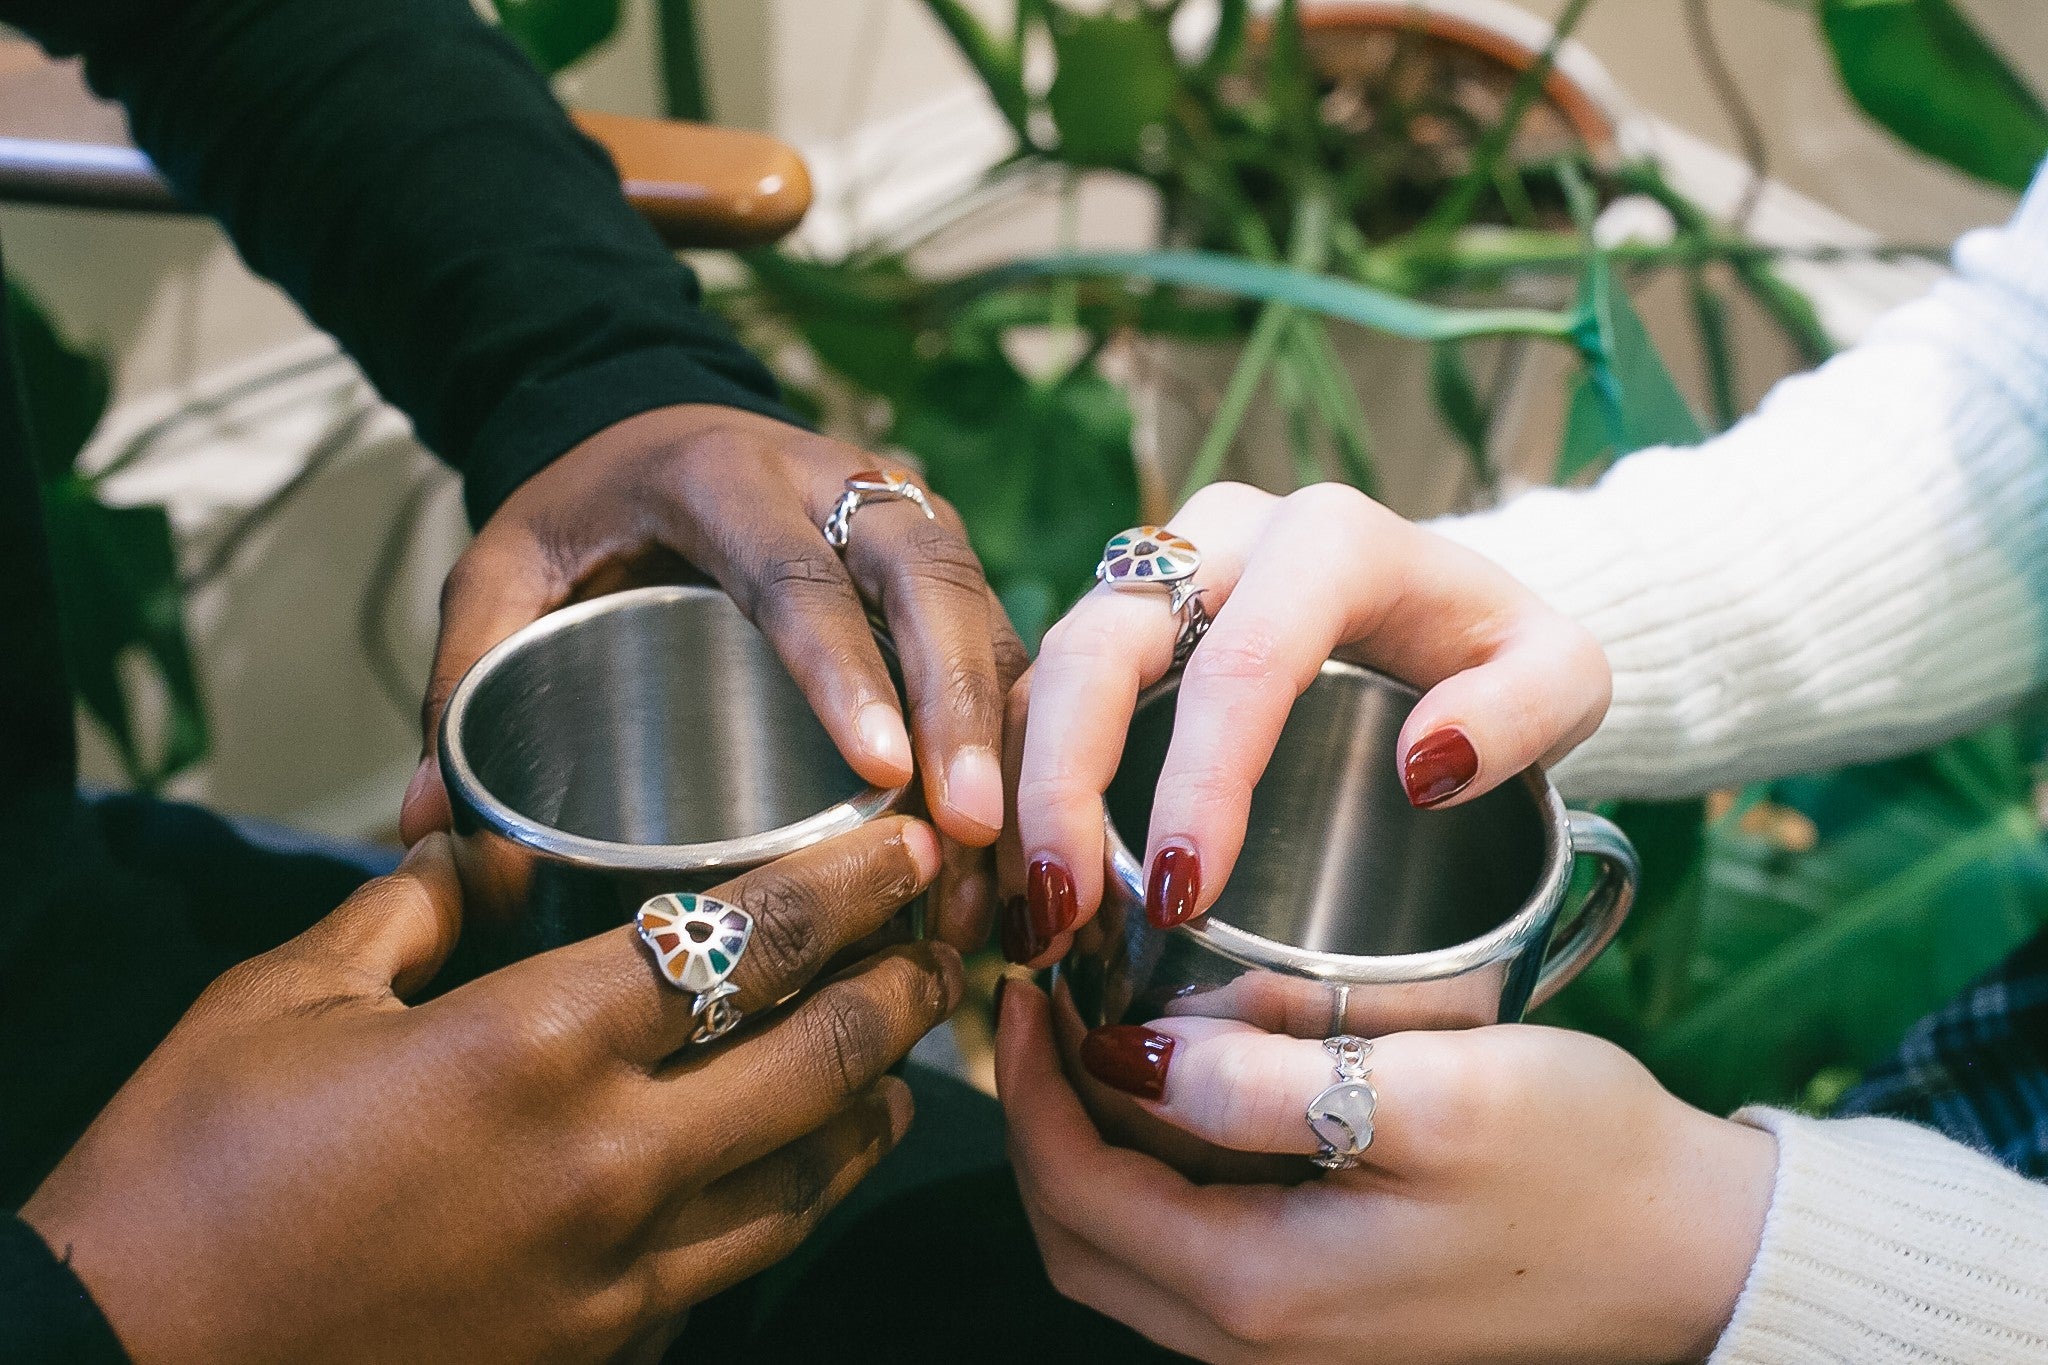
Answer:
[{"xmin": 7, "ymin": 795, "xmax": 1181, "ymax": 1363}]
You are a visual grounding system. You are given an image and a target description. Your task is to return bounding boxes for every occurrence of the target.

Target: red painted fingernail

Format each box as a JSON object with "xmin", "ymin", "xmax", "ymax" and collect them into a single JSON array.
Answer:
[
  {"xmin": 1146, "ymin": 843, "xmax": 1202, "ymax": 928},
  {"xmin": 1403, "ymin": 726, "xmax": 1478, "ymax": 808},
  {"xmin": 1028, "ymin": 856, "xmax": 1077, "ymax": 937},
  {"xmin": 999, "ymin": 895, "xmax": 1036, "ymax": 964},
  {"xmin": 1080, "ymin": 1026, "xmax": 1176, "ymax": 1101}
]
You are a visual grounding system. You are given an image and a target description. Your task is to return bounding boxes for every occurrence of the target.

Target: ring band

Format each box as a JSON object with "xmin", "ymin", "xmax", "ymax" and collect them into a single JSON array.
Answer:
[
  {"xmin": 637, "ymin": 893, "xmax": 754, "ymax": 1044},
  {"xmin": 1306, "ymin": 1034, "xmax": 1378, "ymax": 1171},
  {"xmin": 1096, "ymin": 526, "xmax": 1211, "ymax": 668},
  {"xmin": 824, "ymin": 467, "xmax": 936, "ymax": 551}
]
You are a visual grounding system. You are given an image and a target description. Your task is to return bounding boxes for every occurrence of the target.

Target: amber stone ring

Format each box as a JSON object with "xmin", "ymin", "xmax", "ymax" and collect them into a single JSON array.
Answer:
[
  {"xmin": 823, "ymin": 467, "xmax": 936, "ymax": 551},
  {"xmin": 1096, "ymin": 525, "xmax": 1211, "ymax": 667}
]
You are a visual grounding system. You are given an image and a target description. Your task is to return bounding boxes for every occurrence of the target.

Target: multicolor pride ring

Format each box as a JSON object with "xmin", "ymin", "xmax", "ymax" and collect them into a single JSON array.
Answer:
[
  {"xmin": 637, "ymin": 892, "xmax": 754, "ymax": 1044},
  {"xmin": 1096, "ymin": 525, "xmax": 1211, "ymax": 667}
]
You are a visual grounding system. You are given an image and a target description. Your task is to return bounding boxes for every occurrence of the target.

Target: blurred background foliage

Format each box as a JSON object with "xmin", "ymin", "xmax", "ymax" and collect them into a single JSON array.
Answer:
[{"xmin": 20, "ymin": 0, "xmax": 2048, "ymax": 1113}]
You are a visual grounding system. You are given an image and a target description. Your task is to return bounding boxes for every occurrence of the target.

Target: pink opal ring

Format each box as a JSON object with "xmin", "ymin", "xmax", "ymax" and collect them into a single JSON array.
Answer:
[
  {"xmin": 1097, "ymin": 526, "xmax": 1211, "ymax": 667},
  {"xmin": 637, "ymin": 892, "xmax": 754, "ymax": 1043}
]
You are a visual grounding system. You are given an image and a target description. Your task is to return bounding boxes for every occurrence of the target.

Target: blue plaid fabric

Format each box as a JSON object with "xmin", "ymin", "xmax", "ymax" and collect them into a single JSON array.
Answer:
[{"xmin": 1837, "ymin": 925, "xmax": 2048, "ymax": 1177}]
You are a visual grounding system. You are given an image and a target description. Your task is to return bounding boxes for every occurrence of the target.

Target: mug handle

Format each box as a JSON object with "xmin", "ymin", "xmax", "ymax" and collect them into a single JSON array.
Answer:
[{"xmin": 1529, "ymin": 810, "xmax": 1640, "ymax": 1008}]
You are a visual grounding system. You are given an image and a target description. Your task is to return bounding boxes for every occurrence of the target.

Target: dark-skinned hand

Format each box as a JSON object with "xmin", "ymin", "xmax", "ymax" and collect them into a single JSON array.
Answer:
[
  {"xmin": 23, "ymin": 818, "xmax": 957, "ymax": 1364},
  {"xmin": 398, "ymin": 403, "xmax": 1029, "ymax": 949}
]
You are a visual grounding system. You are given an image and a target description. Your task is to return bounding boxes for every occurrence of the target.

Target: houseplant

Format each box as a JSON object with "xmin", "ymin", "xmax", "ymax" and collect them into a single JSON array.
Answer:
[{"xmin": 714, "ymin": 0, "xmax": 2048, "ymax": 1113}]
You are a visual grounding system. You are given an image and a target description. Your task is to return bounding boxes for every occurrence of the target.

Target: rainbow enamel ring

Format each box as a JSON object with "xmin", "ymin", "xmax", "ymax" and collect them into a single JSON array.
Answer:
[
  {"xmin": 637, "ymin": 892, "xmax": 754, "ymax": 1043},
  {"xmin": 823, "ymin": 467, "xmax": 936, "ymax": 551},
  {"xmin": 1096, "ymin": 526, "xmax": 1211, "ymax": 667}
]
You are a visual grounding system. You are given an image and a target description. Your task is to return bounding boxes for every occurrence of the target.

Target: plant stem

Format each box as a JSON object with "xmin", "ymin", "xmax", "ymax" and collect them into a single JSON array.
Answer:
[
  {"xmin": 1181, "ymin": 299, "xmax": 1291, "ymax": 501},
  {"xmin": 654, "ymin": 0, "xmax": 710, "ymax": 120},
  {"xmin": 1293, "ymin": 318, "xmax": 1378, "ymax": 496},
  {"xmin": 1416, "ymin": 0, "xmax": 1598, "ymax": 236}
]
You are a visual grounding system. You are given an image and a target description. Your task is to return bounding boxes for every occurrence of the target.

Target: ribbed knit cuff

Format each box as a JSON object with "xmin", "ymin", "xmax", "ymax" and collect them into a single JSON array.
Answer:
[{"xmin": 1710, "ymin": 1108, "xmax": 2048, "ymax": 1364}]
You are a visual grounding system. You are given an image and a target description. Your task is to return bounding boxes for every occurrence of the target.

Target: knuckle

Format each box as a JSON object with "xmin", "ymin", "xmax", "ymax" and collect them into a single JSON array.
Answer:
[
  {"xmin": 899, "ymin": 521, "xmax": 991, "ymax": 599},
  {"xmin": 745, "ymin": 879, "xmax": 825, "ymax": 985},
  {"xmin": 1283, "ymin": 480, "xmax": 1374, "ymax": 523},
  {"xmin": 1038, "ymin": 609, "xmax": 1124, "ymax": 666},
  {"xmin": 1180, "ymin": 479, "xmax": 1266, "ymax": 521},
  {"xmin": 937, "ymin": 660, "xmax": 1002, "ymax": 731},
  {"xmin": 1184, "ymin": 626, "xmax": 1283, "ymax": 686},
  {"xmin": 806, "ymin": 987, "xmax": 893, "ymax": 1102},
  {"xmin": 1205, "ymin": 1272, "xmax": 1289, "ymax": 1345},
  {"xmin": 770, "ymin": 1145, "xmax": 838, "ymax": 1225}
]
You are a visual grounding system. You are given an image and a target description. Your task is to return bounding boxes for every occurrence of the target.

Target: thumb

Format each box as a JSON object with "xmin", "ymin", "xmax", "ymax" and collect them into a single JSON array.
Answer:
[
  {"xmin": 292, "ymin": 833, "xmax": 466, "ymax": 1002},
  {"xmin": 404, "ymin": 533, "xmax": 564, "ymax": 845}
]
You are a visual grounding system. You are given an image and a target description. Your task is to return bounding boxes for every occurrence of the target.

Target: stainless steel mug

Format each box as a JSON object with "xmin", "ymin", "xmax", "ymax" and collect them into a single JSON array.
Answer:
[
  {"xmin": 1057, "ymin": 658, "xmax": 1637, "ymax": 1179},
  {"xmin": 437, "ymin": 584, "xmax": 905, "ymax": 970}
]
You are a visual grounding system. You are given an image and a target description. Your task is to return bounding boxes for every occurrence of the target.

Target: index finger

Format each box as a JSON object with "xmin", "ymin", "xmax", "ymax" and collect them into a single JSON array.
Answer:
[
  {"xmin": 466, "ymin": 816, "xmax": 941, "ymax": 1067},
  {"xmin": 1007, "ymin": 484, "xmax": 1276, "ymax": 965}
]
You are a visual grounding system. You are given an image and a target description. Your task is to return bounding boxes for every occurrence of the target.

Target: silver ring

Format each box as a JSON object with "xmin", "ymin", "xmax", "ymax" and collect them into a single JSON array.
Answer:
[
  {"xmin": 1096, "ymin": 526, "xmax": 1211, "ymax": 668},
  {"xmin": 1307, "ymin": 1034, "xmax": 1378, "ymax": 1171},
  {"xmin": 637, "ymin": 893, "xmax": 754, "ymax": 1044},
  {"xmin": 823, "ymin": 467, "xmax": 936, "ymax": 551}
]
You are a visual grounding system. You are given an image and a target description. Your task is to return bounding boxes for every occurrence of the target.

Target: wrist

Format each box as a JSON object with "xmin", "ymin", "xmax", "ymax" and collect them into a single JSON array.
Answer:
[{"xmin": 1642, "ymin": 1106, "xmax": 1777, "ymax": 1361}]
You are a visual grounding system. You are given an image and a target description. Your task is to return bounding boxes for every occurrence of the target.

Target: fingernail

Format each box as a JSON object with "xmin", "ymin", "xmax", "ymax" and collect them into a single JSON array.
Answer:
[
  {"xmin": 1080, "ymin": 1026, "xmax": 1176, "ymax": 1101},
  {"xmin": 1028, "ymin": 856, "xmax": 1077, "ymax": 938},
  {"xmin": 401, "ymin": 758, "xmax": 435, "ymax": 816},
  {"xmin": 945, "ymin": 745, "xmax": 1004, "ymax": 834},
  {"xmin": 901, "ymin": 820, "xmax": 941, "ymax": 883},
  {"xmin": 1403, "ymin": 726, "xmax": 1479, "ymax": 808},
  {"xmin": 1146, "ymin": 843, "xmax": 1201, "ymax": 928},
  {"xmin": 857, "ymin": 702, "xmax": 914, "ymax": 778},
  {"xmin": 1000, "ymin": 895, "xmax": 1037, "ymax": 964}
]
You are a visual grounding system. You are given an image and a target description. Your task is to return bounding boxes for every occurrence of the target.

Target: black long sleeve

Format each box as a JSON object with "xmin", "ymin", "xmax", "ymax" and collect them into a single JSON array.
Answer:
[
  {"xmin": 0, "ymin": 1215, "xmax": 125, "ymax": 1364},
  {"xmin": 1, "ymin": 0, "xmax": 804, "ymax": 1351},
  {"xmin": 6, "ymin": 0, "xmax": 799, "ymax": 525}
]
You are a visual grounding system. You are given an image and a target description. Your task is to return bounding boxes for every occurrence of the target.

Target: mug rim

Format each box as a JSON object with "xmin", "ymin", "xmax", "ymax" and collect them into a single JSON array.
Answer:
[
  {"xmin": 1104, "ymin": 658, "xmax": 1574, "ymax": 985},
  {"xmin": 439, "ymin": 583, "xmax": 906, "ymax": 875}
]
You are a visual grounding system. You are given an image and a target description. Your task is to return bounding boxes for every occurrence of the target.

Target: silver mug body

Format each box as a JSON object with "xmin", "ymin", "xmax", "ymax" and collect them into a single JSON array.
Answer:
[
  {"xmin": 1057, "ymin": 659, "xmax": 1636, "ymax": 1179},
  {"xmin": 437, "ymin": 584, "xmax": 905, "ymax": 971}
]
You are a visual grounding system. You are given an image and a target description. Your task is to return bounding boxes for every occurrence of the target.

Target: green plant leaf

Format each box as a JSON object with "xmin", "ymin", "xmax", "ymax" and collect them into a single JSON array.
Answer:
[
  {"xmin": 1689, "ymin": 270, "xmax": 1738, "ymax": 433},
  {"xmin": 1555, "ymin": 370, "xmax": 1612, "ymax": 483},
  {"xmin": 1820, "ymin": 0, "xmax": 2048, "ymax": 191},
  {"xmin": 962, "ymin": 250, "xmax": 1584, "ymax": 344},
  {"xmin": 1639, "ymin": 736, "xmax": 2048, "ymax": 1113},
  {"xmin": 493, "ymin": 0, "xmax": 622, "ymax": 74},
  {"xmin": 742, "ymin": 250, "xmax": 925, "ymax": 405},
  {"xmin": 1046, "ymin": 9, "xmax": 1180, "ymax": 168},
  {"xmin": 1428, "ymin": 340, "xmax": 1491, "ymax": 482},
  {"xmin": 893, "ymin": 352, "xmax": 1138, "ymax": 645},
  {"xmin": 1196, "ymin": 0, "xmax": 1250, "ymax": 84},
  {"xmin": 9, "ymin": 285, "xmax": 108, "ymax": 479},
  {"xmin": 653, "ymin": 0, "xmax": 710, "ymax": 120},
  {"xmin": 922, "ymin": 0, "xmax": 1032, "ymax": 143},
  {"xmin": 41, "ymin": 481, "xmax": 209, "ymax": 787}
]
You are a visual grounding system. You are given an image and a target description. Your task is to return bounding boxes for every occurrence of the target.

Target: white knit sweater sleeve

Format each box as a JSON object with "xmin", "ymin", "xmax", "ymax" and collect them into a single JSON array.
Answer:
[
  {"xmin": 1435, "ymin": 171, "xmax": 2048, "ymax": 803},
  {"xmin": 1709, "ymin": 1109, "xmax": 2048, "ymax": 1364}
]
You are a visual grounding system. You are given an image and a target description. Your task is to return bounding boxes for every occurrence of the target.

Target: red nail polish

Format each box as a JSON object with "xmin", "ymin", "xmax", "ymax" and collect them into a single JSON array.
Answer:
[
  {"xmin": 1028, "ymin": 856, "xmax": 1076, "ymax": 942},
  {"xmin": 999, "ymin": 895, "xmax": 1035, "ymax": 965},
  {"xmin": 1404, "ymin": 727, "xmax": 1478, "ymax": 808},
  {"xmin": 1146, "ymin": 843, "xmax": 1201, "ymax": 928},
  {"xmin": 1080, "ymin": 1026, "xmax": 1176, "ymax": 1101}
]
